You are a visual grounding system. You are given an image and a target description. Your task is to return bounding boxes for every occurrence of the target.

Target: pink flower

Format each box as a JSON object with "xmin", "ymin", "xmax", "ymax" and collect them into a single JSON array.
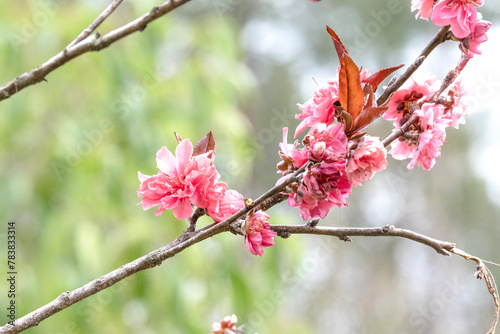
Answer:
[
  {"xmin": 303, "ymin": 123, "xmax": 348, "ymax": 163},
  {"xmin": 431, "ymin": 0, "xmax": 484, "ymax": 39},
  {"xmin": 207, "ymin": 189, "xmax": 245, "ymax": 222},
  {"xmin": 295, "ymin": 79, "xmax": 339, "ymax": 138},
  {"xmin": 277, "ymin": 127, "xmax": 309, "ymax": 176},
  {"xmin": 389, "ymin": 103, "xmax": 447, "ymax": 171},
  {"xmin": 346, "ymin": 136, "xmax": 388, "ymax": 187},
  {"xmin": 137, "ymin": 140, "xmax": 196, "ymax": 219},
  {"xmin": 244, "ymin": 211, "xmax": 276, "ymax": 256},
  {"xmin": 185, "ymin": 152, "xmax": 224, "ymax": 209},
  {"xmin": 461, "ymin": 18, "xmax": 492, "ymax": 57},
  {"xmin": 384, "ymin": 74, "xmax": 440, "ymax": 124},
  {"xmin": 411, "ymin": 0, "xmax": 436, "ymax": 20},
  {"xmin": 137, "ymin": 138, "xmax": 224, "ymax": 220},
  {"xmin": 211, "ymin": 314, "xmax": 238, "ymax": 334},
  {"xmin": 303, "ymin": 162, "xmax": 342, "ymax": 200},
  {"xmin": 288, "ymin": 162, "xmax": 351, "ymax": 220},
  {"xmin": 288, "ymin": 185, "xmax": 336, "ymax": 220}
]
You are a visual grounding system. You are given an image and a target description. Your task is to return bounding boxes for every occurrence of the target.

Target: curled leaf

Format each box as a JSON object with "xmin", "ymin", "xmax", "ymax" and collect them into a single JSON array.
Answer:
[
  {"xmin": 349, "ymin": 106, "xmax": 388, "ymax": 136},
  {"xmin": 193, "ymin": 131, "xmax": 215, "ymax": 156},
  {"xmin": 363, "ymin": 64, "xmax": 404, "ymax": 93}
]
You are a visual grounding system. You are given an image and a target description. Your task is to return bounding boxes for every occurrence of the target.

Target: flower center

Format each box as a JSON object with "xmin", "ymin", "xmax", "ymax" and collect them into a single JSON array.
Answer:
[{"xmin": 396, "ymin": 90, "xmax": 424, "ymax": 126}]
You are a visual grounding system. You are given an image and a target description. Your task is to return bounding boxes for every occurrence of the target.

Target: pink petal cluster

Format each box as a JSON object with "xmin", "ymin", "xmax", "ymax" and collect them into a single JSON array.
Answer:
[
  {"xmin": 461, "ymin": 18, "xmax": 492, "ymax": 57},
  {"xmin": 442, "ymin": 77, "xmax": 468, "ymax": 128},
  {"xmin": 244, "ymin": 211, "xmax": 277, "ymax": 256},
  {"xmin": 346, "ymin": 136, "xmax": 388, "ymax": 187},
  {"xmin": 137, "ymin": 138, "xmax": 243, "ymax": 221},
  {"xmin": 277, "ymin": 127, "xmax": 309, "ymax": 176},
  {"xmin": 207, "ymin": 189, "xmax": 245, "ymax": 223},
  {"xmin": 387, "ymin": 76, "xmax": 468, "ymax": 171},
  {"xmin": 411, "ymin": 0, "xmax": 436, "ymax": 20},
  {"xmin": 431, "ymin": 0, "xmax": 484, "ymax": 39},
  {"xmin": 303, "ymin": 123, "xmax": 348, "ymax": 162},
  {"xmin": 384, "ymin": 74, "xmax": 440, "ymax": 124},
  {"xmin": 411, "ymin": 0, "xmax": 491, "ymax": 58},
  {"xmin": 295, "ymin": 79, "xmax": 339, "ymax": 138},
  {"xmin": 211, "ymin": 314, "xmax": 238, "ymax": 334},
  {"xmin": 288, "ymin": 163, "xmax": 351, "ymax": 220},
  {"xmin": 280, "ymin": 68, "xmax": 393, "ymax": 220},
  {"xmin": 391, "ymin": 103, "xmax": 448, "ymax": 171},
  {"xmin": 277, "ymin": 123, "xmax": 352, "ymax": 220}
]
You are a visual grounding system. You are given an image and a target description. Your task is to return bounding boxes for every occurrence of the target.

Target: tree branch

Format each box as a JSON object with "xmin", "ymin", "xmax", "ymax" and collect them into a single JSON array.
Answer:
[
  {"xmin": 67, "ymin": 0, "xmax": 125, "ymax": 48},
  {"xmin": 270, "ymin": 224, "xmax": 455, "ymax": 255},
  {"xmin": 0, "ymin": 0, "xmax": 193, "ymax": 102}
]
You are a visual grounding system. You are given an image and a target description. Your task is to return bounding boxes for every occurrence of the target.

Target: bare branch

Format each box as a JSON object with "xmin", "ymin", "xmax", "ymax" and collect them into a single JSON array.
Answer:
[
  {"xmin": 67, "ymin": 0, "xmax": 124, "ymax": 48},
  {"xmin": 270, "ymin": 224, "xmax": 455, "ymax": 255},
  {"xmin": 0, "ymin": 0, "xmax": 193, "ymax": 102}
]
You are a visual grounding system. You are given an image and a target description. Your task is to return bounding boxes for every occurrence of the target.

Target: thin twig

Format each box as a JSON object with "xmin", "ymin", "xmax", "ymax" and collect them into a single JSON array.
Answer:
[
  {"xmin": 0, "ymin": 0, "xmax": 193, "ymax": 102},
  {"xmin": 270, "ymin": 224, "xmax": 455, "ymax": 255},
  {"xmin": 187, "ymin": 207, "xmax": 206, "ymax": 232},
  {"xmin": 450, "ymin": 248, "xmax": 499, "ymax": 334},
  {"xmin": 67, "ymin": 0, "xmax": 124, "ymax": 48}
]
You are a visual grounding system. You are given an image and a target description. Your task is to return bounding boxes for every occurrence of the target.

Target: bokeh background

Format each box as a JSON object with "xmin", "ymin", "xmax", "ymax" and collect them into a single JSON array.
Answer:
[{"xmin": 1, "ymin": 0, "xmax": 500, "ymax": 333}]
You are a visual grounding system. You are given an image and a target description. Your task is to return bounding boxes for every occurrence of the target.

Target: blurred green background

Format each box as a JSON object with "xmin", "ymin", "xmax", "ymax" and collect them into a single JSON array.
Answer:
[{"xmin": 1, "ymin": 0, "xmax": 499, "ymax": 333}]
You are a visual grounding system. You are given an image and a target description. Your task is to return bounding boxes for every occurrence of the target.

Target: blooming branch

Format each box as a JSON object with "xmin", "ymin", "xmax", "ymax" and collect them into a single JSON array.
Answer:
[
  {"xmin": 0, "ymin": 0, "xmax": 496, "ymax": 332},
  {"xmin": 0, "ymin": 162, "xmax": 308, "ymax": 334}
]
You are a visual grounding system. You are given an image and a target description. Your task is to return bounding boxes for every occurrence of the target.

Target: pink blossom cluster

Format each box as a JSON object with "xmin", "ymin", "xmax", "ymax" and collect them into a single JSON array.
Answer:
[
  {"xmin": 211, "ymin": 314, "xmax": 238, "ymax": 334},
  {"xmin": 137, "ymin": 138, "xmax": 244, "ymax": 222},
  {"xmin": 278, "ymin": 72, "xmax": 388, "ymax": 221},
  {"xmin": 411, "ymin": 0, "xmax": 491, "ymax": 57},
  {"xmin": 385, "ymin": 75, "xmax": 468, "ymax": 170},
  {"xmin": 244, "ymin": 211, "xmax": 277, "ymax": 257}
]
